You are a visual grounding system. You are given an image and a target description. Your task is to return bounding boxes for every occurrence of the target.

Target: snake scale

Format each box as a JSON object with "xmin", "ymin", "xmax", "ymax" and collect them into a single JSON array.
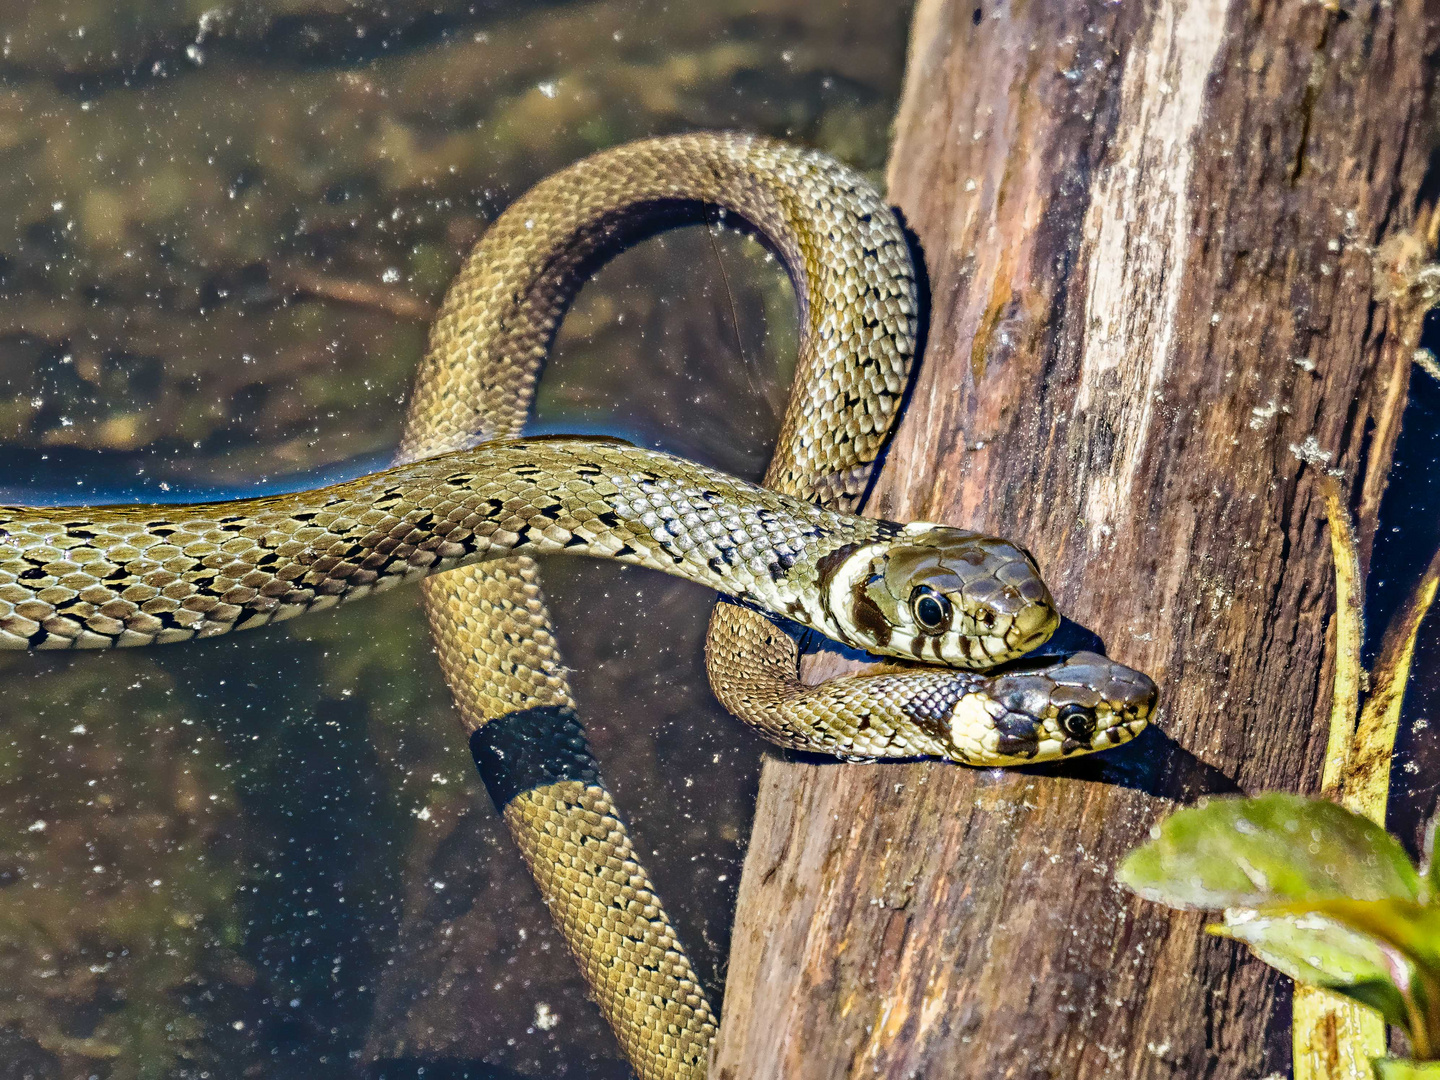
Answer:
[{"xmin": 0, "ymin": 134, "xmax": 1157, "ymax": 1077}]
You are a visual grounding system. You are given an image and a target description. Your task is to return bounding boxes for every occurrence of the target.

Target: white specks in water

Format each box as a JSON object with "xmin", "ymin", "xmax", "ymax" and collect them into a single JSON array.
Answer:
[
  {"xmin": 382, "ymin": 267, "xmax": 401, "ymax": 283},
  {"xmin": 27, "ymin": 820, "xmax": 46, "ymax": 833},
  {"xmin": 534, "ymin": 1002, "xmax": 559, "ymax": 1031},
  {"xmin": 537, "ymin": 81, "xmax": 557, "ymax": 98}
]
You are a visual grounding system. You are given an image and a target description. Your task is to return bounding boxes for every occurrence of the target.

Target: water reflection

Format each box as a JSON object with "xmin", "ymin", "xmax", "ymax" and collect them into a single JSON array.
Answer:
[{"xmin": 0, "ymin": 0, "xmax": 914, "ymax": 1075}]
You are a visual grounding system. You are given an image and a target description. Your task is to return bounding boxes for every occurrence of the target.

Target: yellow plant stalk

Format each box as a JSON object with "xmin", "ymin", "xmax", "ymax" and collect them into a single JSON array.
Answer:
[
  {"xmin": 1295, "ymin": 479, "xmax": 1384, "ymax": 1080},
  {"xmin": 1296, "ymin": 477, "xmax": 1440, "ymax": 1079}
]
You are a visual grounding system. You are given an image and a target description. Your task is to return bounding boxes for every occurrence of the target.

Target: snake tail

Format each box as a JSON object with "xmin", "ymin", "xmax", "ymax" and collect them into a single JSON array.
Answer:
[{"xmin": 471, "ymin": 707, "xmax": 716, "ymax": 1073}]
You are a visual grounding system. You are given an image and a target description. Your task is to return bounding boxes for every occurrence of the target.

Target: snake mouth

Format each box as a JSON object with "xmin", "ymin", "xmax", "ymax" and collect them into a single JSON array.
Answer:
[{"xmin": 942, "ymin": 707, "xmax": 1149, "ymax": 766}]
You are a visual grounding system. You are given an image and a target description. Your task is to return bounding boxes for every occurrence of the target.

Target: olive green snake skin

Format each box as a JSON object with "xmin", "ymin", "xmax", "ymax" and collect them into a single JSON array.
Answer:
[{"xmin": 0, "ymin": 134, "xmax": 1157, "ymax": 1078}]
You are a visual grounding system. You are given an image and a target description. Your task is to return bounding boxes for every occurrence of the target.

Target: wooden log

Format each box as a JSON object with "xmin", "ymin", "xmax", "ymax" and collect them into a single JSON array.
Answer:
[{"xmin": 710, "ymin": 1, "xmax": 1439, "ymax": 1076}]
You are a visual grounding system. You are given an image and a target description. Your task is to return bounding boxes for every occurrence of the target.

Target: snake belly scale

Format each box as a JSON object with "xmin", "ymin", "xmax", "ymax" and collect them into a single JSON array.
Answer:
[{"xmin": 0, "ymin": 134, "xmax": 1157, "ymax": 1078}]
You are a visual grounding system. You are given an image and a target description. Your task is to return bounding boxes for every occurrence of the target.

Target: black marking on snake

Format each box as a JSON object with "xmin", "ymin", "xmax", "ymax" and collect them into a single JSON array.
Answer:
[
  {"xmin": 901, "ymin": 683, "xmax": 966, "ymax": 732},
  {"xmin": 848, "ymin": 571, "xmax": 891, "ymax": 648},
  {"xmin": 988, "ymin": 711, "xmax": 1040, "ymax": 758},
  {"xmin": 596, "ymin": 510, "xmax": 623, "ymax": 530},
  {"xmin": 813, "ymin": 542, "xmax": 860, "ymax": 586},
  {"xmin": 471, "ymin": 705, "xmax": 601, "ymax": 809},
  {"xmin": 470, "ymin": 498, "xmax": 503, "ymax": 518},
  {"xmin": 767, "ymin": 549, "xmax": 799, "ymax": 581}
]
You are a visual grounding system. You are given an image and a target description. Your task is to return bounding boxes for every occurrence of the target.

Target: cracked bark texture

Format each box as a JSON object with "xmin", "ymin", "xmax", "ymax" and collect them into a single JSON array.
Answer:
[{"xmin": 710, "ymin": 1, "xmax": 1440, "ymax": 1077}]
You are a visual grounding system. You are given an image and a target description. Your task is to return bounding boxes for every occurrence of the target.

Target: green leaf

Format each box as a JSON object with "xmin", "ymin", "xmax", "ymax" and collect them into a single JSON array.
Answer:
[
  {"xmin": 1116, "ymin": 794, "xmax": 1420, "ymax": 909},
  {"xmin": 1374, "ymin": 1060, "xmax": 1440, "ymax": 1079},
  {"xmin": 1214, "ymin": 910, "xmax": 1413, "ymax": 1029},
  {"xmin": 1262, "ymin": 898, "xmax": 1440, "ymax": 973}
]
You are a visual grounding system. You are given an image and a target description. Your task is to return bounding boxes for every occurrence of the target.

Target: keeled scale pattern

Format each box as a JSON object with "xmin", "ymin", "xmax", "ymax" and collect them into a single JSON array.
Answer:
[
  {"xmin": 0, "ymin": 440, "xmax": 887, "ymax": 653},
  {"xmin": 398, "ymin": 134, "xmax": 917, "ymax": 1079}
]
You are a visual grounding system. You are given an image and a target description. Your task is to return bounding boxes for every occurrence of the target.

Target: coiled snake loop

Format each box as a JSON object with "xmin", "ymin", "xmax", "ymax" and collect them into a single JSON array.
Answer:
[{"xmin": 0, "ymin": 134, "xmax": 1157, "ymax": 1078}]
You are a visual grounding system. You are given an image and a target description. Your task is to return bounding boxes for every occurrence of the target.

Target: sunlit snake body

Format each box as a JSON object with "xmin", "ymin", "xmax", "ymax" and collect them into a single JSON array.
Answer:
[{"xmin": 0, "ymin": 134, "xmax": 1157, "ymax": 1078}]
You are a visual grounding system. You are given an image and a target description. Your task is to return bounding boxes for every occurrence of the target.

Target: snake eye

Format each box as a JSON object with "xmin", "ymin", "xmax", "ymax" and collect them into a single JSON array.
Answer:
[
  {"xmin": 1057, "ymin": 704, "xmax": 1097, "ymax": 742},
  {"xmin": 909, "ymin": 586, "xmax": 952, "ymax": 633}
]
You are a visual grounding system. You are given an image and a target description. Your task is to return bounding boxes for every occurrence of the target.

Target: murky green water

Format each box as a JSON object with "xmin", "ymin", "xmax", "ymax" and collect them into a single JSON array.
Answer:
[{"xmin": 0, "ymin": 3, "xmax": 913, "ymax": 1077}]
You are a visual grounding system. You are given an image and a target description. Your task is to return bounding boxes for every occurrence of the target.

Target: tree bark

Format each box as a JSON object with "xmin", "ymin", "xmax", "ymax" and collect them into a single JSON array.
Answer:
[{"xmin": 711, "ymin": 2, "xmax": 1439, "ymax": 1077}]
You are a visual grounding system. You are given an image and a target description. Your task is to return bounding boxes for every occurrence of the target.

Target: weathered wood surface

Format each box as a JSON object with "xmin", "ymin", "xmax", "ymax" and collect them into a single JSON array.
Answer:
[{"xmin": 711, "ymin": 2, "xmax": 1439, "ymax": 1077}]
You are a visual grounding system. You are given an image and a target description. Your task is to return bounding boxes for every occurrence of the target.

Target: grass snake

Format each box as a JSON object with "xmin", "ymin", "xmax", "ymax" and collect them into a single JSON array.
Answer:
[{"xmin": 0, "ymin": 133, "xmax": 1157, "ymax": 1078}]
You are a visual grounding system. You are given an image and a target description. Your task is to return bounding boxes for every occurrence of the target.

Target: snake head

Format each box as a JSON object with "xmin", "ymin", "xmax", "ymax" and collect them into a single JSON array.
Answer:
[
  {"xmin": 945, "ymin": 651, "xmax": 1158, "ymax": 764},
  {"xmin": 820, "ymin": 522, "xmax": 1058, "ymax": 668}
]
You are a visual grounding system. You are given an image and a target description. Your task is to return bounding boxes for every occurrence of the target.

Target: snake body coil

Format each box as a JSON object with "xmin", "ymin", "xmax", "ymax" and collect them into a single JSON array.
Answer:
[{"xmin": 0, "ymin": 134, "xmax": 1157, "ymax": 1078}]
